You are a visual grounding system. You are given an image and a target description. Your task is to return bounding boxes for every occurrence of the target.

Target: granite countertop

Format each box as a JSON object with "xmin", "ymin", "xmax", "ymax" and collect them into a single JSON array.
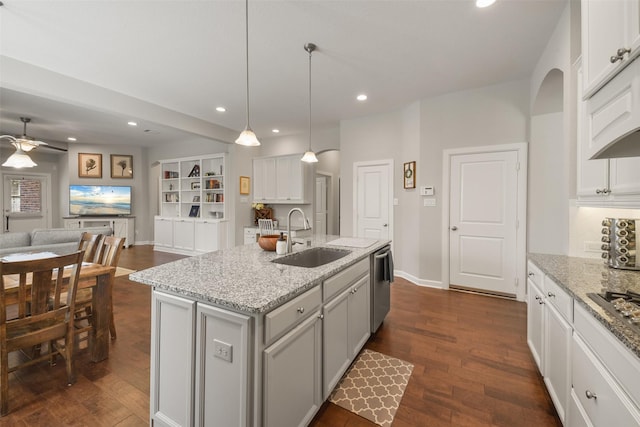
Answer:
[
  {"xmin": 528, "ymin": 253, "xmax": 640, "ymax": 358},
  {"xmin": 130, "ymin": 235, "xmax": 389, "ymax": 314}
]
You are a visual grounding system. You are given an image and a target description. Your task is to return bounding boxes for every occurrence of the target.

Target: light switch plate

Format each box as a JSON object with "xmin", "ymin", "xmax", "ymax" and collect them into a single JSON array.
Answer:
[
  {"xmin": 213, "ymin": 339, "xmax": 233, "ymax": 363},
  {"xmin": 420, "ymin": 186, "xmax": 435, "ymax": 196},
  {"xmin": 423, "ymin": 198, "xmax": 436, "ymax": 207}
]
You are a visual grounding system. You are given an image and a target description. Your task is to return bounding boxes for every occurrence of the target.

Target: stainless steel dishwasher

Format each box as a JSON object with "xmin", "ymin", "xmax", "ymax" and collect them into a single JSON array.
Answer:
[{"xmin": 371, "ymin": 245, "xmax": 392, "ymax": 333}]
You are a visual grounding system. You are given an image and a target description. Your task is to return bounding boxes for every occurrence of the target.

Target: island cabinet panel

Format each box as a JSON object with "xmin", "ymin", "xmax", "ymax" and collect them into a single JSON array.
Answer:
[
  {"xmin": 194, "ymin": 304, "xmax": 251, "ymax": 427},
  {"xmin": 323, "ymin": 274, "xmax": 371, "ymax": 399},
  {"xmin": 263, "ymin": 311, "xmax": 323, "ymax": 427},
  {"xmin": 150, "ymin": 291, "xmax": 196, "ymax": 427},
  {"xmin": 264, "ymin": 286, "xmax": 321, "ymax": 346}
]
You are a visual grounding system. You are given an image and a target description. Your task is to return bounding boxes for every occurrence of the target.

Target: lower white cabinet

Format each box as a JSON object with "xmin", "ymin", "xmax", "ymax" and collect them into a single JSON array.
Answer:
[
  {"xmin": 323, "ymin": 274, "xmax": 370, "ymax": 399},
  {"xmin": 263, "ymin": 311, "xmax": 323, "ymax": 427},
  {"xmin": 150, "ymin": 291, "xmax": 196, "ymax": 427},
  {"xmin": 544, "ymin": 302, "xmax": 572, "ymax": 422},
  {"xmin": 154, "ymin": 216, "xmax": 228, "ymax": 255},
  {"xmin": 527, "ymin": 278, "xmax": 545, "ymax": 372},
  {"xmin": 151, "ymin": 291, "xmax": 251, "ymax": 427}
]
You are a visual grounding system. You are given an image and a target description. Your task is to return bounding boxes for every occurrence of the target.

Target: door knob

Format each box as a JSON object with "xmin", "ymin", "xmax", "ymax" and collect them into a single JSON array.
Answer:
[{"xmin": 450, "ymin": 226, "xmax": 458, "ymax": 230}]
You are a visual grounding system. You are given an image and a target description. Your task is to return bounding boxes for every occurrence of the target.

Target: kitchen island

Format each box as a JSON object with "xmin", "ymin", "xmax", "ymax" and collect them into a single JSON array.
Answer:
[
  {"xmin": 130, "ymin": 235, "xmax": 390, "ymax": 427},
  {"xmin": 527, "ymin": 254, "xmax": 640, "ymax": 426}
]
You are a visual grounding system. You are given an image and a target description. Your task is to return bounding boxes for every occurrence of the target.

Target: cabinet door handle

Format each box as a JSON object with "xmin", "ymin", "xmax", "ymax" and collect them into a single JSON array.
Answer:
[
  {"xmin": 528, "ymin": 272, "xmax": 534, "ymax": 277},
  {"xmin": 585, "ymin": 390, "xmax": 597, "ymax": 400},
  {"xmin": 297, "ymin": 307, "xmax": 305, "ymax": 314},
  {"xmin": 547, "ymin": 292, "xmax": 555, "ymax": 298},
  {"xmin": 318, "ymin": 314, "xmax": 324, "ymax": 320}
]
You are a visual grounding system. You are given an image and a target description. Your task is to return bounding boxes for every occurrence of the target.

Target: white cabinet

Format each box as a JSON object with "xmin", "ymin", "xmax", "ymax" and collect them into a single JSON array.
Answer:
[
  {"xmin": 154, "ymin": 216, "xmax": 228, "ymax": 255},
  {"xmin": 581, "ymin": 0, "xmax": 640, "ymax": 98},
  {"xmin": 526, "ymin": 261, "xmax": 545, "ymax": 372},
  {"xmin": 194, "ymin": 303, "xmax": 251, "ymax": 427},
  {"xmin": 63, "ymin": 216, "xmax": 135, "ymax": 247},
  {"xmin": 153, "ymin": 216, "xmax": 173, "ymax": 248},
  {"xmin": 323, "ymin": 275, "xmax": 370, "ymax": 399},
  {"xmin": 576, "ymin": 61, "xmax": 640, "ymax": 207},
  {"xmin": 253, "ymin": 154, "xmax": 309, "ymax": 204},
  {"xmin": 544, "ymin": 294, "xmax": 572, "ymax": 423},
  {"xmin": 150, "ymin": 291, "xmax": 196, "ymax": 427},
  {"xmin": 243, "ymin": 227, "xmax": 258, "ymax": 245},
  {"xmin": 527, "ymin": 262, "xmax": 573, "ymax": 425},
  {"xmin": 151, "ymin": 291, "xmax": 251, "ymax": 427},
  {"xmin": 263, "ymin": 311, "xmax": 322, "ymax": 427}
]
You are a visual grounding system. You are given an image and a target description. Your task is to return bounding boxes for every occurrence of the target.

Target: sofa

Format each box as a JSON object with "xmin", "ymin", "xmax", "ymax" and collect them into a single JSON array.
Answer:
[{"xmin": 0, "ymin": 226, "xmax": 113, "ymax": 257}]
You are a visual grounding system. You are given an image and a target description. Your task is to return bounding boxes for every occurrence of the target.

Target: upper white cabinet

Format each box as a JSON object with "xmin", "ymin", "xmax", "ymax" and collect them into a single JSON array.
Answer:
[
  {"xmin": 577, "ymin": 62, "xmax": 640, "ymax": 207},
  {"xmin": 253, "ymin": 154, "xmax": 310, "ymax": 204},
  {"xmin": 582, "ymin": 0, "xmax": 640, "ymax": 98}
]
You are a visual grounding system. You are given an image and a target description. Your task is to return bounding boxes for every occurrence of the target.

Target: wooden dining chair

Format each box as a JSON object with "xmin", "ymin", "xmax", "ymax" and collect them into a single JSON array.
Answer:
[
  {"xmin": 0, "ymin": 251, "xmax": 84, "ymax": 416},
  {"xmin": 78, "ymin": 231, "xmax": 104, "ymax": 263},
  {"xmin": 74, "ymin": 236, "xmax": 125, "ymax": 341}
]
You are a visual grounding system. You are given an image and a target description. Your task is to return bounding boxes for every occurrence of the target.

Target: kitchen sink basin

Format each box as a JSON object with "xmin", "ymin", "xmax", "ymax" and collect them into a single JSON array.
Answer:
[{"xmin": 271, "ymin": 247, "xmax": 351, "ymax": 268}]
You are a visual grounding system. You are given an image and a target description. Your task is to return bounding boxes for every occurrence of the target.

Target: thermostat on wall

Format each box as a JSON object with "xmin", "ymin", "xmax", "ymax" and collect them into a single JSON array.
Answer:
[{"xmin": 420, "ymin": 186, "xmax": 434, "ymax": 196}]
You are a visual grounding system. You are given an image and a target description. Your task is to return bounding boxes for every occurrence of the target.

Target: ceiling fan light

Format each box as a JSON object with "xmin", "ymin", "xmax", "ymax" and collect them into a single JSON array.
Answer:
[
  {"xmin": 2, "ymin": 148, "xmax": 37, "ymax": 168},
  {"xmin": 235, "ymin": 128, "xmax": 261, "ymax": 146},
  {"xmin": 301, "ymin": 150, "xmax": 318, "ymax": 163}
]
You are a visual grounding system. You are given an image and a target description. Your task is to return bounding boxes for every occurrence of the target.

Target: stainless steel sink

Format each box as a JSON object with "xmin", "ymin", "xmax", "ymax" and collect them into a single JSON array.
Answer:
[{"xmin": 271, "ymin": 247, "xmax": 351, "ymax": 268}]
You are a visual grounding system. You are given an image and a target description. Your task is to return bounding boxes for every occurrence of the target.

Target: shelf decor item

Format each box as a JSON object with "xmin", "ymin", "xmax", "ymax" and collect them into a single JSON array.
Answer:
[
  {"xmin": 189, "ymin": 205, "xmax": 200, "ymax": 217},
  {"xmin": 240, "ymin": 176, "xmax": 250, "ymax": 195},
  {"xmin": 111, "ymin": 154, "xmax": 133, "ymax": 178},
  {"xmin": 188, "ymin": 164, "xmax": 200, "ymax": 177},
  {"xmin": 403, "ymin": 161, "xmax": 416, "ymax": 189},
  {"xmin": 78, "ymin": 153, "xmax": 102, "ymax": 178}
]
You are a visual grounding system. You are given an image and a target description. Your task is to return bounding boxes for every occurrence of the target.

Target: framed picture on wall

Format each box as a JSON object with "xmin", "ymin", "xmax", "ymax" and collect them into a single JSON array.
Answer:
[
  {"xmin": 240, "ymin": 176, "xmax": 250, "ymax": 195},
  {"xmin": 111, "ymin": 154, "xmax": 133, "ymax": 178},
  {"xmin": 403, "ymin": 161, "xmax": 416, "ymax": 189},
  {"xmin": 78, "ymin": 153, "xmax": 102, "ymax": 178}
]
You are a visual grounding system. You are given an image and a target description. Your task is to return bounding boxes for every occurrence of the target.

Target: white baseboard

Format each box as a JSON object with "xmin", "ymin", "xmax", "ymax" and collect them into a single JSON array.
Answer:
[{"xmin": 394, "ymin": 270, "xmax": 444, "ymax": 289}]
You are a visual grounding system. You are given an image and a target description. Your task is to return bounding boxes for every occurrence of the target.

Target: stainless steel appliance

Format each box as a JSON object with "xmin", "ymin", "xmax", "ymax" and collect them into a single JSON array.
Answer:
[
  {"xmin": 601, "ymin": 217, "xmax": 639, "ymax": 270},
  {"xmin": 588, "ymin": 291, "xmax": 640, "ymax": 334},
  {"xmin": 371, "ymin": 245, "xmax": 392, "ymax": 333}
]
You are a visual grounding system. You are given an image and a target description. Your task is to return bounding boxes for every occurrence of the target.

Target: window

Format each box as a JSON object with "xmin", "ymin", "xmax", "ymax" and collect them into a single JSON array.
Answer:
[{"xmin": 9, "ymin": 178, "xmax": 42, "ymax": 214}]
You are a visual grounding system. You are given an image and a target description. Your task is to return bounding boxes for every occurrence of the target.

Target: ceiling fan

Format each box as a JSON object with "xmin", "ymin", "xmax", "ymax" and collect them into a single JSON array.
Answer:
[{"xmin": 1, "ymin": 117, "xmax": 67, "ymax": 168}]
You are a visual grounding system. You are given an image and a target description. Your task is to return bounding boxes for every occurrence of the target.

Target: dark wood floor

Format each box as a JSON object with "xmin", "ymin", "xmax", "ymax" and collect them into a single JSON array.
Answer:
[{"xmin": 2, "ymin": 245, "xmax": 561, "ymax": 426}]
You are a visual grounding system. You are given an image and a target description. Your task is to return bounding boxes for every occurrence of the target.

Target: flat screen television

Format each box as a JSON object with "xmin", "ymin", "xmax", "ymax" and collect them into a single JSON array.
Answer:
[{"xmin": 69, "ymin": 185, "xmax": 132, "ymax": 216}]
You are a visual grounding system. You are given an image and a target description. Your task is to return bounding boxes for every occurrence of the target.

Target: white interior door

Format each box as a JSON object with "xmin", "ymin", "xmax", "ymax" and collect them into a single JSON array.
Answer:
[
  {"xmin": 354, "ymin": 161, "xmax": 392, "ymax": 240},
  {"xmin": 449, "ymin": 151, "xmax": 518, "ymax": 296},
  {"xmin": 3, "ymin": 173, "xmax": 51, "ymax": 233},
  {"xmin": 315, "ymin": 176, "xmax": 327, "ymax": 235}
]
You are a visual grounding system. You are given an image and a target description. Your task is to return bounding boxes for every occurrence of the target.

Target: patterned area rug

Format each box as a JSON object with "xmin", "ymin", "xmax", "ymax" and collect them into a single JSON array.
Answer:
[{"xmin": 329, "ymin": 349, "xmax": 413, "ymax": 427}]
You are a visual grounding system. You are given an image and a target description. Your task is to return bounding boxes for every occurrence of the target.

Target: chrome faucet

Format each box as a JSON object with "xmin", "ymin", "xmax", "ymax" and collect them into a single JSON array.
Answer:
[{"xmin": 286, "ymin": 208, "xmax": 311, "ymax": 253}]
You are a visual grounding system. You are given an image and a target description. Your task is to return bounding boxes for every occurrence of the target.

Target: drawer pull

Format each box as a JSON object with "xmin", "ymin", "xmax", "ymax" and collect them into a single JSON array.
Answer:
[
  {"xmin": 547, "ymin": 292, "xmax": 555, "ymax": 298},
  {"xmin": 318, "ymin": 314, "xmax": 324, "ymax": 320},
  {"xmin": 585, "ymin": 390, "xmax": 597, "ymax": 400},
  {"xmin": 535, "ymin": 295, "xmax": 541, "ymax": 301},
  {"xmin": 297, "ymin": 307, "xmax": 305, "ymax": 314},
  {"xmin": 528, "ymin": 272, "xmax": 534, "ymax": 277}
]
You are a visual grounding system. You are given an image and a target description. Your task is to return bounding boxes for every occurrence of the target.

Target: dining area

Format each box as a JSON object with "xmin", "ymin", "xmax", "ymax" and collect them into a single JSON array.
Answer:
[{"xmin": 0, "ymin": 232, "xmax": 125, "ymax": 417}]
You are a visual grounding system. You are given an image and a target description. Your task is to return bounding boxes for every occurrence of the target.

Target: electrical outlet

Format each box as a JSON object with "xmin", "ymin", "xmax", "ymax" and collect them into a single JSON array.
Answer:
[{"xmin": 213, "ymin": 339, "xmax": 233, "ymax": 363}]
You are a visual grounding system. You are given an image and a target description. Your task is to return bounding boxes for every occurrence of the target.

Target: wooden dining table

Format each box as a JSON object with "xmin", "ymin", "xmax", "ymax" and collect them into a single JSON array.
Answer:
[{"xmin": 3, "ymin": 261, "xmax": 116, "ymax": 363}]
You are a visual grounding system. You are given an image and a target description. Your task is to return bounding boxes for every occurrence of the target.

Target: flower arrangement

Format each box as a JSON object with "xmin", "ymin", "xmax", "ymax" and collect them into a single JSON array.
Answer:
[{"xmin": 252, "ymin": 202, "xmax": 265, "ymax": 210}]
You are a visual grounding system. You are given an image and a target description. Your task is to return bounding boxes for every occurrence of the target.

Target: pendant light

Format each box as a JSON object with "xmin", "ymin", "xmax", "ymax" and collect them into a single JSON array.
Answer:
[
  {"xmin": 301, "ymin": 43, "xmax": 318, "ymax": 163},
  {"xmin": 1, "ymin": 117, "xmax": 48, "ymax": 168},
  {"xmin": 235, "ymin": 0, "xmax": 260, "ymax": 146}
]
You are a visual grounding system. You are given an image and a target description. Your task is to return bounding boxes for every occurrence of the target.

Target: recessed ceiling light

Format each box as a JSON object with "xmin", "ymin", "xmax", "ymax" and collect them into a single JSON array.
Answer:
[
  {"xmin": 272, "ymin": 129, "xmax": 280, "ymax": 133},
  {"xmin": 67, "ymin": 137, "xmax": 77, "ymax": 142},
  {"xmin": 357, "ymin": 94, "xmax": 368, "ymax": 101},
  {"xmin": 216, "ymin": 107, "xmax": 227, "ymax": 112},
  {"xmin": 127, "ymin": 121, "xmax": 138, "ymax": 126},
  {"xmin": 476, "ymin": 0, "xmax": 496, "ymax": 8}
]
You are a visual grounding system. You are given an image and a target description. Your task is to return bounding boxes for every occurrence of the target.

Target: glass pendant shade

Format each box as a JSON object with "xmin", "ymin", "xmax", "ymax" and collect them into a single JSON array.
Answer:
[
  {"xmin": 301, "ymin": 150, "xmax": 318, "ymax": 163},
  {"xmin": 235, "ymin": 128, "xmax": 261, "ymax": 146},
  {"xmin": 2, "ymin": 148, "xmax": 37, "ymax": 168}
]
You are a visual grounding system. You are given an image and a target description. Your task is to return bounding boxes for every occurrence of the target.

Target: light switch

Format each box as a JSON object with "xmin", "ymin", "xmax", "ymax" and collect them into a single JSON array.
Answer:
[
  {"xmin": 423, "ymin": 198, "xmax": 436, "ymax": 207},
  {"xmin": 393, "ymin": 198, "xmax": 399, "ymax": 206}
]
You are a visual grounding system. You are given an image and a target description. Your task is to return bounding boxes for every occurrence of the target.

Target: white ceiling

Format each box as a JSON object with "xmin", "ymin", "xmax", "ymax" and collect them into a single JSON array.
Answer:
[{"xmin": 0, "ymin": 0, "xmax": 567, "ymax": 149}]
